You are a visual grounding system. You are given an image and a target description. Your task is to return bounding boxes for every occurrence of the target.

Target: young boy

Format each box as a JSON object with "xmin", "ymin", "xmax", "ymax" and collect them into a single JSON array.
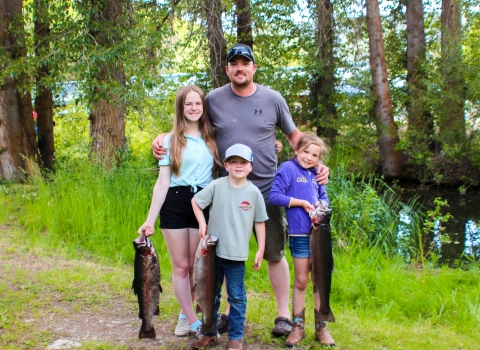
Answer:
[{"xmin": 191, "ymin": 144, "xmax": 268, "ymax": 350}]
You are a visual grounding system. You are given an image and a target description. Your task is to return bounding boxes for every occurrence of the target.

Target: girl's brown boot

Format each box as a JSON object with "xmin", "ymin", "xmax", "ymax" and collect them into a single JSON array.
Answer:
[
  {"xmin": 314, "ymin": 309, "xmax": 336, "ymax": 346},
  {"xmin": 285, "ymin": 309, "xmax": 305, "ymax": 347}
]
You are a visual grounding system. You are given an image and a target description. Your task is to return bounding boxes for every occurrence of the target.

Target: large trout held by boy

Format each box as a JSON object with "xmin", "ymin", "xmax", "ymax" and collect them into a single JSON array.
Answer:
[
  {"xmin": 132, "ymin": 234, "xmax": 162, "ymax": 339},
  {"xmin": 310, "ymin": 209, "xmax": 335, "ymax": 323},
  {"xmin": 193, "ymin": 235, "xmax": 218, "ymax": 335}
]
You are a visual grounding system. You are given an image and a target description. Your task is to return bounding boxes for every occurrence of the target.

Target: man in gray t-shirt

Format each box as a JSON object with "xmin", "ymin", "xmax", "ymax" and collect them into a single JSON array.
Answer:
[
  {"xmin": 152, "ymin": 44, "xmax": 330, "ymax": 338},
  {"xmin": 206, "ymin": 83, "xmax": 295, "ymax": 197}
]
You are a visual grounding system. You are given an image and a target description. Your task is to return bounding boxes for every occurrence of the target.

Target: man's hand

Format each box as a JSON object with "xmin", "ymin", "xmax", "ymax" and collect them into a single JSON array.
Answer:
[
  {"xmin": 275, "ymin": 140, "xmax": 283, "ymax": 154},
  {"xmin": 315, "ymin": 163, "xmax": 330, "ymax": 185},
  {"xmin": 152, "ymin": 133, "xmax": 168, "ymax": 160}
]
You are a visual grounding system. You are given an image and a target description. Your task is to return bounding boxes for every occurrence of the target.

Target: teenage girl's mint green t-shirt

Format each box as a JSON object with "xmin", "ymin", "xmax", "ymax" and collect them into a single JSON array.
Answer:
[
  {"xmin": 159, "ymin": 133, "xmax": 214, "ymax": 191},
  {"xmin": 194, "ymin": 177, "xmax": 268, "ymax": 261}
]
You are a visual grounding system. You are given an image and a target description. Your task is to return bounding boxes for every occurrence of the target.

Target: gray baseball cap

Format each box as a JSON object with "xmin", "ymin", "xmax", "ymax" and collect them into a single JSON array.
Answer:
[{"xmin": 223, "ymin": 144, "xmax": 254, "ymax": 163}]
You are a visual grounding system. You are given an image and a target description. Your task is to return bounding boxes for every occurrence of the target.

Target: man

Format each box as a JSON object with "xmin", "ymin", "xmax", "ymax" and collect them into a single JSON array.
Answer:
[{"xmin": 152, "ymin": 44, "xmax": 330, "ymax": 337}]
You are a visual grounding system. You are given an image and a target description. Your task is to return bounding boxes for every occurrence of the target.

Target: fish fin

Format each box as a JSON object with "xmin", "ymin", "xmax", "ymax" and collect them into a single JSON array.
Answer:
[
  {"xmin": 139, "ymin": 326, "xmax": 156, "ymax": 339},
  {"xmin": 154, "ymin": 305, "xmax": 159, "ymax": 316},
  {"xmin": 132, "ymin": 279, "xmax": 138, "ymax": 295},
  {"xmin": 138, "ymin": 310, "xmax": 143, "ymax": 319},
  {"xmin": 159, "ymin": 283, "xmax": 163, "ymax": 294},
  {"xmin": 196, "ymin": 303, "xmax": 203, "ymax": 314}
]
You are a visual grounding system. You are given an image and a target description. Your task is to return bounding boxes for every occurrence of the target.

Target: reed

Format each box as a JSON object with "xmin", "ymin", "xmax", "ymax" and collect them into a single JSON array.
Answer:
[{"xmin": 327, "ymin": 164, "xmax": 422, "ymax": 258}]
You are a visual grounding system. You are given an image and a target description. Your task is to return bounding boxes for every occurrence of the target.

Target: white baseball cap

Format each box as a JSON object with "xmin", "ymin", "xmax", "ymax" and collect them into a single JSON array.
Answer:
[{"xmin": 223, "ymin": 144, "xmax": 254, "ymax": 163}]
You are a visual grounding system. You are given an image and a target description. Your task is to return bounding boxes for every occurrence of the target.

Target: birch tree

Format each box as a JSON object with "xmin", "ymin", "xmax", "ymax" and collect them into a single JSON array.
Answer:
[
  {"xmin": 405, "ymin": 0, "xmax": 434, "ymax": 153},
  {"xmin": 366, "ymin": 0, "xmax": 403, "ymax": 177},
  {"xmin": 310, "ymin": 0, "xmax": 337, "ymax": 147},
  {"xmin": 202, "ymin": 0, "xmax": 229, "ymax": 88},
  {"xmin": 440, "ymin": 0, "xmax": 465, "ymax": 147},
  {"xmin": 34, "ymin": 0, "xmax": 54, "ymax": 171}
]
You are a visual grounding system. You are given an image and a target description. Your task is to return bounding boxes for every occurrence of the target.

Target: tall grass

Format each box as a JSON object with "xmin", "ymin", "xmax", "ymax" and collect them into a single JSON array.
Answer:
[
  {"xmin": 328, "ymin": 164, "xmax": 422, "ymax": 258},
  {"xmin": 13, "ymin": 160, "xmax": 166, "ymax": 265},
  {"xmin": 11, "ymin": 160, "xmax": 422, "ymax": 263}
]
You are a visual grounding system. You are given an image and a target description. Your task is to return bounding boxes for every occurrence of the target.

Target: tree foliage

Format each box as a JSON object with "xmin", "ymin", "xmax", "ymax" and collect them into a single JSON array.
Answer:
[{"xmin": 1, "ymin": 0, "xmax": 479, "ymax": 185}]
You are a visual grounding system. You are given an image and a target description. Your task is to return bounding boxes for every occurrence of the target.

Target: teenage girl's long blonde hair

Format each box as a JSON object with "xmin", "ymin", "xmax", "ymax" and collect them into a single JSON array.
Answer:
[
  {"xmin": 169, "ymin": 85, "xmax": 222, "ymax": 176},
  {"xmin": 295, "ymin": 133, "xmax": 329, "ymax": 161}
]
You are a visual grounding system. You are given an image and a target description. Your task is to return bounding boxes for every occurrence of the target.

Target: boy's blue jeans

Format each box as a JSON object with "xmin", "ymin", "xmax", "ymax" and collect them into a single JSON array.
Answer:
[{"xmin": 213, "ymin": 256, "xmax": 246, "ymax": 340}]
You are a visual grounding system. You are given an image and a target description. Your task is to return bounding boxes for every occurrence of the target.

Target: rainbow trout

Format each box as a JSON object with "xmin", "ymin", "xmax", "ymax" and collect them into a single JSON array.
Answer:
[
  {"xmin": 132, "ymin": 234, "xmax": 162, "ymax": 339},
  {"xmin": 310, "ymin": 209, "xmax": 335, "ymax": 323},
  {"xmin": 193, "ymin": 235, "xmax": 218, "ymax": 335}
]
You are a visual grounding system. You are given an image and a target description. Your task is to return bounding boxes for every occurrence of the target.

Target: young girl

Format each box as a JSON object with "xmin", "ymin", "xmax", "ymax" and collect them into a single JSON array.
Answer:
[
  {"xmin": 138, "ymin": 85, "xmax": 222, "ymax": 338},
  {"xmin": 269, "ymin": 133, "xmax": 335, "ymax": 347}
]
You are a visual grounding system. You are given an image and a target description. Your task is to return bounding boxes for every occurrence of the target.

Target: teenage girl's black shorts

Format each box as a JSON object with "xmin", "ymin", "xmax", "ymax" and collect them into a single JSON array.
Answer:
[{"xmin": 160, "ymin": 186, "xmax": 209, "ymax": 229}]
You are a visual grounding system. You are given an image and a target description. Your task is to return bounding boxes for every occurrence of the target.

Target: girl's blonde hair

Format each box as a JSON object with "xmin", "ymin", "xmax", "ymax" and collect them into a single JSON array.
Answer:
[
  {"xmin": 295, "ymin": 133, "xmax": 329, "ymax": 160},
  {"xmin": 170, "ymin": 85, "xmax": 222, "ymax": 176}
]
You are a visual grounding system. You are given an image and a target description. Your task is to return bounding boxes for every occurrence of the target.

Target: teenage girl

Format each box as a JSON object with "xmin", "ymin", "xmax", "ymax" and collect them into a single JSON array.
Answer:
[
  {"xmin": 138, "ymin": 85, "xmax": 222, "ymax": 338},
  {"xmin": 269, "ymin": 133, "xmax": 335, "ymax": 347}
]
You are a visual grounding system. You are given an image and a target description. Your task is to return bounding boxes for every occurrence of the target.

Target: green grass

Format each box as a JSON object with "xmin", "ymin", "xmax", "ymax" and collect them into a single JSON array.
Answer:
[{"xmin": 1, "ymin": 161, "xmax": 479, "ymax": 349}]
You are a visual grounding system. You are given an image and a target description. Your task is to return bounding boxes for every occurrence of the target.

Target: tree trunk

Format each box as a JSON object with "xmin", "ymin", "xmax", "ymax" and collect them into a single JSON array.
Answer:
[
  {"xmin": 202, "ymin": 0, "xmax": 229, "ymax": 88},
  {"xmin": 235, "ymin": 0, "xmax": 253, "ymax": 48},
  {"xmin": 310, "ymin": 0, "xmax": 337, "ymax": 148},
  {"xmin": 366, "ymin": 0, "xmax": 403, "ymax": 178},
  {"xmin": 0, "ymin": 0, "xmax": 39, "ymax": 181},
  {"xmin": 440, "ymin": 0, "xmax": 465, "ymax": 146},
  {"xmin": 35, "ymin": 0, "xmax": 55, "ymax": 171},
  {"xmin": 88, "ymin": 0, "xmax": 126, "ymax": 168},
  {"xmin": 405, "ymin": 0, "xmax": 434, "ymax": 153}
]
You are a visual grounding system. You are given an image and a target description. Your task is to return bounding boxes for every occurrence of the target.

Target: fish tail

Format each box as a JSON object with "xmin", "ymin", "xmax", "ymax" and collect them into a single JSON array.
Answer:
[
  {"xmin": 321, "ymin": 309, "xmax": 335, "ymax": 323},
  {"xmin": 139, "ymin": 326, "xmax": 156, "ymax": 339}
]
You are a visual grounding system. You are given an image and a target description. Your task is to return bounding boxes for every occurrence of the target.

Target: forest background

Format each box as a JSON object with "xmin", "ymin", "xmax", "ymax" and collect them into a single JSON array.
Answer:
[
  {"xmin": 1, "ymin": 0, "xmax": 480, "ymax": 349},
  {"xmin": 1, "ymin": 0, "xmax": 479, "ymax": 184}
]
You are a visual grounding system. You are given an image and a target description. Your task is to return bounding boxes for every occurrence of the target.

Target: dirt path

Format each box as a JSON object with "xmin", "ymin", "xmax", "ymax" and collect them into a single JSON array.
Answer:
[{"xmin": 0, "ymin": 223, "xmax": 281, "ymax": 350}]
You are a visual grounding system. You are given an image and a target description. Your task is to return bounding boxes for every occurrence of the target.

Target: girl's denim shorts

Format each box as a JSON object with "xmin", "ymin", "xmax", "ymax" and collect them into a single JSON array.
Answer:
[{"xmin": 288, "ymin": 235, "xmax": 310, "ymax": 258}]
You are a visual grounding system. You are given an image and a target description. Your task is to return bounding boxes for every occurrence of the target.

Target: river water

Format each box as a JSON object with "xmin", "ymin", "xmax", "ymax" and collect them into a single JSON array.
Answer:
[{"xmin": 399, "ymin": 186, "xmax": 480, "ymax": 264}]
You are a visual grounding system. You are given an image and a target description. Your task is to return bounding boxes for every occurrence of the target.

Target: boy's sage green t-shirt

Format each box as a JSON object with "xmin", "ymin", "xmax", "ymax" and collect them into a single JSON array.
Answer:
[{"xmin": 193, "ymin": 177, "xmax": 269, "ymax": 261}]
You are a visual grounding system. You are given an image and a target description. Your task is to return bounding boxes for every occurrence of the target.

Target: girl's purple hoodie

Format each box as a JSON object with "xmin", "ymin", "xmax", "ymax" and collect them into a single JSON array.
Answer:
[{"xmin": 269, "ymin": 159, "xmax": 329, "ymax": 235}]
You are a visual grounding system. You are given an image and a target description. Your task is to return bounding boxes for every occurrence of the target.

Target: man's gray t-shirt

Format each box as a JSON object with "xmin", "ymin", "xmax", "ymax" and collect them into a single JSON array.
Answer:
[
  {"xmin": 206, "ymin": 84, "xmax": 296, "ymax": 199},
  {"xmin": 194, "ymin": 177, "xmax": 269, "ymax": 261}
]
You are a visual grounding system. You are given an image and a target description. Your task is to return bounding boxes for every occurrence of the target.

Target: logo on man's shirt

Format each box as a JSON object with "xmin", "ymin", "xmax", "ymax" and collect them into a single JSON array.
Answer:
[{"xmin": 239, "ymin": 201, "xmax": 252, "ymax": 211}]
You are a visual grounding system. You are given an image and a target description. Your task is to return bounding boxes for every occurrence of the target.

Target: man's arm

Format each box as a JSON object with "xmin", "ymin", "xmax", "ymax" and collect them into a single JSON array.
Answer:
[
  {"xmin": 152, "ymin": 133, "xmax": 168, "ymax": 160},
  {"xmin": 285, "ymin": 128, "xmax": 330, "ymax": 185},
  {"xmin": 284, "ymin": 128, "xmax": 303, "ymax": 149}
]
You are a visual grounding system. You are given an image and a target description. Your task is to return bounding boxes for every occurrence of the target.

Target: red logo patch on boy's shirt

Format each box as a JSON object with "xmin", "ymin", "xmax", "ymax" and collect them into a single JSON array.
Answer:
[{"xmin": 238, "ymin": 201, "xmax": 252, "ymax": 211}]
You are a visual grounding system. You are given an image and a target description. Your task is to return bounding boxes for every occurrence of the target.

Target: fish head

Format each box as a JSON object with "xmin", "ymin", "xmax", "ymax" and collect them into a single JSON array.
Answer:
[
  {"xmin": 133, "ymin": 234, "xmax": 154, "ymax": 256},
  {"xmin": 199, "ymin": 235, "xmax": 218, "ymax": 256}
]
